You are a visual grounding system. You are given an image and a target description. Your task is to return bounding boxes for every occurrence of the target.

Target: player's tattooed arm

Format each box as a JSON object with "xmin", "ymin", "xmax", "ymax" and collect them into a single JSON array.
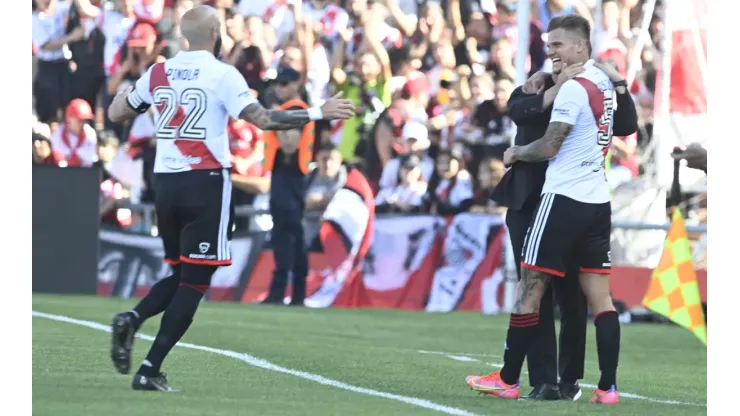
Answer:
[
  {"xmin": 239, "ymin": 103, "xmax": 311, "ymax": 131},
  {"xmin": 513, "ymin": 122, "xmax": 573, "ymax": 162}
]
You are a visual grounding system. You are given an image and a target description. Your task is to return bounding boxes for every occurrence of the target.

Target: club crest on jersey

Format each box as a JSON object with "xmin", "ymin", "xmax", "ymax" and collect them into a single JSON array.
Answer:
[{"xmin": 198, "ymin": 242, "xmax": 210, "ymax": 253}]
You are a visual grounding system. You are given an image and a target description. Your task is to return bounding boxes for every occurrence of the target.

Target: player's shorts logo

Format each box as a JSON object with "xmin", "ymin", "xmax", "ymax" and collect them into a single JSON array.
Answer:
[{"xmin": 198, "ymin": 242, "xmax": 210, "ymax": 253}]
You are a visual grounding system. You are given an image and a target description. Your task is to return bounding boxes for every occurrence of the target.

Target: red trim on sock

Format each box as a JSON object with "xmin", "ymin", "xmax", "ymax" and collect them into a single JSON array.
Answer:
[
  {"xmin": 180, "ymin": 283, "xmax": 210, "ymax": 294},
  {"xmin": 164, "ymin": 258, "xmax": 180, "ymax": 265},
  {"xmin": 510, "ymin": 313, "xmax": 540, "ymax": 322},
  {"xmin": 510, "ymin": 313, "xmax": 540, "ymax": 328},
  {"xmin": 521, "ymin": 262, "xmax": 566, "ymax": 277},
  {"xmin": 179, "ymin": 256, "xmax": 232, "ymax": 266},
  {"xmin": 594, "ymin": 310, "xmax": 618, "ymax": 322}
]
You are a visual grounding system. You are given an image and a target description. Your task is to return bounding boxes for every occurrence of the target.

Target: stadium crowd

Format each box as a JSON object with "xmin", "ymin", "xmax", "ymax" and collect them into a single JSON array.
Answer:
[{"xmin": 32, "ymin": 0, "xmax": 663, "ymax": 233}]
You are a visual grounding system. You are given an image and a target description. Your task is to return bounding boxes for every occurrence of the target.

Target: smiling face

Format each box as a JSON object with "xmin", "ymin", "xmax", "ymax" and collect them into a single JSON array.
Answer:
[
  {"xmin": 546, "ymin": 15, "xmax": 592, "ymax": 74},
  {"xmin": 547, "ymin": 28, "xmax": 585, "ymax": 74}
]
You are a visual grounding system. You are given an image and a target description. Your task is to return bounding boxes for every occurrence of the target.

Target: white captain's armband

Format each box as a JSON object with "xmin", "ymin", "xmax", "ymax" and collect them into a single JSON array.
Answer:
[{"xmin": 127, "ymin": 90, "xmax": 152, "ymax": 114}]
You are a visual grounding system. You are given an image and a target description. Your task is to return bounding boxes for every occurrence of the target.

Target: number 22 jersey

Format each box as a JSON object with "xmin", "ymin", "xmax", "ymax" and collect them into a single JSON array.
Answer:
[{"xmin": 127, "ymin": 50, "xmax": 258, "ymax": 173}]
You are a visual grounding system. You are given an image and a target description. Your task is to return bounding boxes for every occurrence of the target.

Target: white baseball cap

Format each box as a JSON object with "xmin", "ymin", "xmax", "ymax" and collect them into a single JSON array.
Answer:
[{"xmin": 402, "ymin": 121, "xmax": 430, "ymax": 149}]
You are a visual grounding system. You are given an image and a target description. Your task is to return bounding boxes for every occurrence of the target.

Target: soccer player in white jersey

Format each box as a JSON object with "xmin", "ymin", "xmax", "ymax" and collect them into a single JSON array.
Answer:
[
  {"xmin": 105, "ymin": 5, "xmax": 355, "ymax": 392},
  {"xmin": 464, "ymin": 15, "xmax": 620, "ymax": 405}
]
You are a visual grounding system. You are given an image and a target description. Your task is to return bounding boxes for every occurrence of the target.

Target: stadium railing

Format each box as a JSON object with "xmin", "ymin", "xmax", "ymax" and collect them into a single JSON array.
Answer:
[{"xmin": 118, "ymin": 203, "xmax": 706, "ymax": 313}]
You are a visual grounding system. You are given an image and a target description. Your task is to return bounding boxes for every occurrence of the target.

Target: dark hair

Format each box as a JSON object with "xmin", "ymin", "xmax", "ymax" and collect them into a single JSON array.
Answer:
[
  {"xmin": 32, "ymin": 132, "xmax": 49, "ymax": 143},
  {"xmin": 97, "ymin": 130, "xmax": 120, "ymax": 148},
  {"xmin": 316, "ymin": 140, "xmax": 339, "ymax": 154},
  {"xmin": 547, "ymin": 14, "xmax": 592, "ymax": 56},
  {"xmin": 388, "ymin": 45, "xmax": 412, "ymax": 76}
]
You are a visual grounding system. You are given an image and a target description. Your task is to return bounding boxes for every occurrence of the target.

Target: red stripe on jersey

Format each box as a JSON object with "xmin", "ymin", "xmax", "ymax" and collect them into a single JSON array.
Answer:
[
  {"xmin": 575, "ymin": 78, "xmax": 611, "ymax": 158},
  {"xmin": 149, "ymin": 63, "xmax": 222, "ymax": 170}
]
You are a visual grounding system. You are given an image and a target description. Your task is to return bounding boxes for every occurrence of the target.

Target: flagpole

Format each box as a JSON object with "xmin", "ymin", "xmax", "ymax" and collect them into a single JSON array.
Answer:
[
  {"xmin": 654, "ymin": 1, "xmax": 673, "ymax": 187},
  {"xmin": 626, "ymin": 0, "xmax": 658, "ymax": 88},
  {"xmin": 514, "ymin": 0, "xmax": 531, "ymax": 87}
]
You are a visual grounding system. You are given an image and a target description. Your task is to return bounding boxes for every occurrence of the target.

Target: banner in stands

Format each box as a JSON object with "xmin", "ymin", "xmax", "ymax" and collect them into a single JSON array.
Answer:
[
  {"xmin": 426, "ymin": 213, "xmax": 506, "ymax": 314},
  {"xmin": 98, "ymin": 218, "xmax": 707, "ymax": 313},
  {"xmin": 241, "ymin": 214, "xmax": 510, "ymax": 314},
  {"xmin": 97, "ymin": 230, "xmax": 256, "ymax": 301}
]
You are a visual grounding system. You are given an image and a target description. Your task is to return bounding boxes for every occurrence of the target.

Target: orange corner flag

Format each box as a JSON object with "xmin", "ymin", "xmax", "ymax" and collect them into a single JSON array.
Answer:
[{"xmin": 642, "ymin": 208, "xmax": 707, "ymax": 345}]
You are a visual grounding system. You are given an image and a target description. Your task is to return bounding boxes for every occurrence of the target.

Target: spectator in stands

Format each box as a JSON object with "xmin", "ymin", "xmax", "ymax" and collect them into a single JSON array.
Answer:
[
  {"xmin": 470, "ymin": 157, "xmax": 507, "ymax": 214},
  {"xmin": 107, "ymin": 22, "xmax": 160, "ymax": 97},
  {"xmin": 229, "ymin": 118, "xmax": 269, "ymax": 230},
  {"xmin": 400, "ymin": 73, "xmax": 433, "ymax": 124},
  {"xmin": 33, "ymin": 133, "xmax": 64, "ymax": 166},
  {"xmin": 425, "ymin": 40, "xmax": 457, "ymax": 99},
  {"xmin": 379, "ymin": 121, "xmax": 435, "ymax": 189},
  {"xmin": 428, "ymin": 81, "xmax": 469, "ymax": 152},
  {"xmin": 96, "ymin": 131, "xmax": 120, "ymax": 172},
  {"xmin": 592, "ymin": 0, "xmax": 630, "ymax": 74},
  {"xmin": 304, "ymin": 0, "xmax": 350, "ymax": 46},
  {"xmin": 300, "ymin": 4, "xmax": 333, "ymax": 107},
  {"xmin": 363, "ymin": 97, "xmax": 410, "ymax": 188},
  {"xmin": 273, "ymin": 65, "xmax": 305, "ymax": 106},
  {"xmin": 73, "ymin": 0, "xmax": 138, "ymax": 133},
  {"xmin": 331, "ymin": 14, "xmax": 392, "ymax": 161},
  {"xmin": 304, "ymin": 142, "xmax": 347, "ymax": 244},
  {"xmin": 466, "ymin": 76, "xmax": 517, "ymax": 173},
  {"xmin": 61, "ymin": 1, "xmax": 105, "ymax": 115},
  {"xmin": 49, "ymin": 99, "xmax": 98, "ymax": 167},
  {"xmin": 409, "ymin": 1, "xmax": 445, "ymax": 69},
  {"xmin": 533, "ymin": 0, "xmax": 594, "ymax": 31},
  {"xmin": 364, "ymin": 73, "xmax": 430, "ymax": 184},
  {"xmin": 488, "ymin": 38, "xmax": 517, "ymax": 81},
  {"xmin": 465, "ymin": 71, "xmax": 494, "ymax": 111},
  {"xmin": 388, "ymin": 46, "xmax": 416, "ymax": 96},
  {"xmin": 107, "ymin": 22, "xmax": 163, "ymax": 139},
  {"xmin": 33, "ymin": 0, "xmax": 86, "ymax": 125},
  {"xmin": 493, "ymin": 0, "xmax": 548, "ymax": 76},
  {"xmin": 375, "ymin": 154, "xmax": 428, "ymax": 213},
  {"xmin": 97, "ymin": 131, "xmax": 131, "ymax": 229},
  {"xmin": 229, "ymin": 14, "xmax": 271, "ymax": 101},
  {"xmin": 305, "ymin": 142, "xmax": 347, "ymax": 213},
  {"xmin": 426, "ymin": 148, "xmax": 474, "ymax": 215}
]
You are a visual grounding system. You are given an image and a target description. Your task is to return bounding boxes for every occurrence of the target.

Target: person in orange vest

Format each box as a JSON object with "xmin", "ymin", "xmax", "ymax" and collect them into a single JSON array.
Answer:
[{"xmin": 261, "ymin": 99, "xmax": 315, "ymax": 306}]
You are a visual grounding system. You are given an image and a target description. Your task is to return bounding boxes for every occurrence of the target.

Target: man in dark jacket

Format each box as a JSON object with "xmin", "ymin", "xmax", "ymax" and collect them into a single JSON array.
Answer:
[{"xmin": 491, "ymin": 60, "xmax": 638, "ymax": 400}]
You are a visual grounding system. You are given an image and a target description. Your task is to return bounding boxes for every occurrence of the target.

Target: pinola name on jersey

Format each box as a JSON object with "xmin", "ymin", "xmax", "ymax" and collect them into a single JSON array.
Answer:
[{"xmin": 166, "ymin": 68, "xmax": 200, "ymax": 81}]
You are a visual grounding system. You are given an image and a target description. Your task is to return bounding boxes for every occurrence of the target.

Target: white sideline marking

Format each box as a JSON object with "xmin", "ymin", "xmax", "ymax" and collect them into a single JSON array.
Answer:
[
  {"xmin": 32, "ymin": 311, "xmax": 480, "ymax": 416},
  {"xmin": 417, "ymin": 350, "xmax": 706, "ymax": 407},
  {"xmin": 418, "ymin": 350, "xmax": 502, "ymax": 358}
]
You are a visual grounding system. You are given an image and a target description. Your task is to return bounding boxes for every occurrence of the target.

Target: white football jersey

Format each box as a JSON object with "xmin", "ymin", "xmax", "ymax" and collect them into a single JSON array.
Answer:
[
  {"xmin": 544, "ymin": 60, "xmax": 615, "ymax": 204},
  {"xmin": 127, "ymin": 50, "xmax": 258, "ymax": 173}
]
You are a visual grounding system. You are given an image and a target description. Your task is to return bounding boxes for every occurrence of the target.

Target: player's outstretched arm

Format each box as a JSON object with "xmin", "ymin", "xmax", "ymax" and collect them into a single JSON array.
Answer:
[
  {"xmin": 516, "ymin": 122, "xmax": 572, "ymax": 161},
  {"xmin": 238, "ymin": 103, "xmax": 312, "ymax": 131},
  {"xmin": 238, "ymin": 93, "xmax": 355, "ymax": 131}
]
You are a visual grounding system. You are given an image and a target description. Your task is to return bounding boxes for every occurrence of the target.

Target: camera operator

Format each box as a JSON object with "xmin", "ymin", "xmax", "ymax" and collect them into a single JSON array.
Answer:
[{"xmin": 329, "ymin": 8, "xmax": 392, "ymax": 162}]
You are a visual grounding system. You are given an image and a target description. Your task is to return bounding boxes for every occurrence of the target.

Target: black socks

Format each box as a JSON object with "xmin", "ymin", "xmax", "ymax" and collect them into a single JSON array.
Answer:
[
  {"xmin": 138, "ymin": 284, "xmax": 205, "ymax": 376},
  {"xmin": 594, "ymin": 310, "xmax": 620, "ymax": 391},
  {"xmin": 132, "ymin": 266, "xmax": 182, "ymax": 329},
  {"xmin": 500, "ymin": 313, "xmax": 540, "ymax": 385},
  {"xmin": 137, "ymin": 264, "xmax": 215, "ymax": 377}
]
